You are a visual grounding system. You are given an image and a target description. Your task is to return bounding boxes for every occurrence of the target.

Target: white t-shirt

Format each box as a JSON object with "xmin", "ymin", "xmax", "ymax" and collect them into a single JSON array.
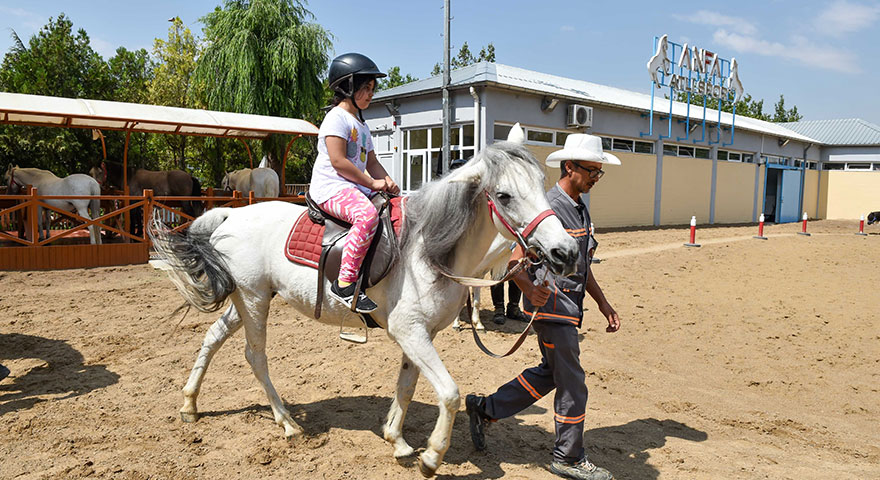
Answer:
[{"xmin": 309, "ymin": 106, "xmax": 374, "ymax": 204}]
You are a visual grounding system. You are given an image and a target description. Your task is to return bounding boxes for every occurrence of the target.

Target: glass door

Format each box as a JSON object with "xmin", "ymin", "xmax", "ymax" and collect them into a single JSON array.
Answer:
[{"xmin": 406, "ymin": 152, "xmax": 425, "ymax": 191}]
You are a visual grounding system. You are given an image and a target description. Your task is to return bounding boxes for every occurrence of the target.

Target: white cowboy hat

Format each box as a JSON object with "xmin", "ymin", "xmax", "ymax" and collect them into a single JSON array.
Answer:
[{"xmin": 545, "ymin": 133, "xmax": 621, "ymax": 167}]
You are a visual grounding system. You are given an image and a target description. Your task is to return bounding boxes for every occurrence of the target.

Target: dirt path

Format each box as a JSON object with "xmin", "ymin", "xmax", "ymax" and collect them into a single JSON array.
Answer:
[{"xmin": 1, "ymin": 220, "xmax": 878, "ymax": 479}]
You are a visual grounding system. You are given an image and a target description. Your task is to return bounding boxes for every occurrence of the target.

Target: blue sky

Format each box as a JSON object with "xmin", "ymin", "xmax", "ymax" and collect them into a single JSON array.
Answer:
[{"xmin": 2, "ymin": 0, "xmax": 879, "ymax": 125}]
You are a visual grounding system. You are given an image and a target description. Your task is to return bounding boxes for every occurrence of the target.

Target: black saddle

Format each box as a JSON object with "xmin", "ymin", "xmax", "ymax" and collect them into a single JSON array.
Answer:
[{"xmin": 304, "ymin": 192, "xmax": 399, "ymax": 324}]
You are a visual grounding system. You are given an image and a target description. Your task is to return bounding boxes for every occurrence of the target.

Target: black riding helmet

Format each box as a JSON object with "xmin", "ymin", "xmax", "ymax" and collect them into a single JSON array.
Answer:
[{"xmin": 328, "ymin": 53, "xmax": 386, "ymax": 121}]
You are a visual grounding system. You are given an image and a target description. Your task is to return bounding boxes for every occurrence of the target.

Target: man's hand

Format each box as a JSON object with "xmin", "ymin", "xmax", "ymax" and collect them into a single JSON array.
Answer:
[
  {"xmin": 523, "ymin": 281, "xmax": 552, "ymax": 307},
  {"xmin": 599, "ymin": 302, "xmax": 620, "ymax": 333}
]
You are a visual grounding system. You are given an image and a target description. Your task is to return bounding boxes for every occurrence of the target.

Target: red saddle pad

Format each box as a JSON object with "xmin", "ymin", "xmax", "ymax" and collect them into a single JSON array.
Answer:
[{"xmin": 285, "ymin": 197, "xmax": 406, "ymax": 269}]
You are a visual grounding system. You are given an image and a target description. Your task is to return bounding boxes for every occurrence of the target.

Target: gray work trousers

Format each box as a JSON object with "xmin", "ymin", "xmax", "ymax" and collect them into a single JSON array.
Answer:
[{"xmin": 483, "ymin": 321, "xmax": 587, "ymax": 463}]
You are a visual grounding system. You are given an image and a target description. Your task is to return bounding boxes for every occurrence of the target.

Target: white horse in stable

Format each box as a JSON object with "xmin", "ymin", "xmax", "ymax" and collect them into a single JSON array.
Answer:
[
  {"xmin": 148, "ymin": 135, "xmax": 577, "ymax": 477},
  {"xmin": 3, "ymin": 165, "xmax": 102, "ymax": 244},
  {"xmin": 220, "ymin": 166, "xmax": 280, "ymax": 198}
]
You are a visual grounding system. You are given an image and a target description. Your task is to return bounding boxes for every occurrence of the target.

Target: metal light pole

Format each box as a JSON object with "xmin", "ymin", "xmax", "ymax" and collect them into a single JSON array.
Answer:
[{"xmin": 441, "ymin": 0, "xmax": 451, "ymax": 174}]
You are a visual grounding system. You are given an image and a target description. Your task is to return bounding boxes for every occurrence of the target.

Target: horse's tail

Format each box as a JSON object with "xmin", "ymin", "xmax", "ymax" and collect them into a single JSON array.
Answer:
[{"xmin": 148, "ymin": 208, "xmax": 235, "ymax": 313}]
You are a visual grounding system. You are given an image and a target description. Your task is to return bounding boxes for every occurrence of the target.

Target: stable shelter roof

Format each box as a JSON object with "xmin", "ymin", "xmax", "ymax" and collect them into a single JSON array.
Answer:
[{"xmin": 0, "ymin": 91, "xmax": 319, "ymax": 139}]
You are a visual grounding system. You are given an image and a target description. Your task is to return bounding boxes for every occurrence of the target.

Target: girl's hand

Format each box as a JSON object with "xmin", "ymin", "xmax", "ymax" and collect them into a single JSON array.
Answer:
[
  {"xmin": 385, "ymin": 177, "xmax": 400, "ymax": 195},
  {"xmin": 371, "ymin": 178, "xmax": 389, "ymax": 192}
]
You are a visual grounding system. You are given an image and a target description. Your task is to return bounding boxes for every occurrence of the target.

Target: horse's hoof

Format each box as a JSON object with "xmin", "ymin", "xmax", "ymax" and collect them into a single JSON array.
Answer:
[
  {"xmin": 475, "ymin": 323, "xmax": 485, "ymax": 331},
  {"xmin": 283, "ymin": 423, "xmax": 305, "ymax": 440},
  {"xmin": 417, "ymin": 454, "xmax": 437, "ymax": 478},
  {"xmin": 180, "ymin": 411, "xmax": 200, "ymax": 423},
  {"xmin": 452, "ymin": 325, "xmax": 460, "ymax": 332},
  {"xmin": 393, "ymin": 443, "xmax": 415, "ymax": 458}
]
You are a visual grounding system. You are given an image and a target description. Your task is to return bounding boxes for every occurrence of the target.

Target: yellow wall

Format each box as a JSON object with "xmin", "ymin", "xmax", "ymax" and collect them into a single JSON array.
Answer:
[
  {"xmin": 817, "ymin": 171, "xmax": 829, "ymax": 219},
  {"xmin": 714, "ymin": 161, "xmax": 758, "ymax": 224},
  {"xmin": 528, "ymin": 146, "xmax": 657, "ymax": 228},
  {"xmin": 590, "ymin": 152, "xmax": 656, "ymax": 227},
  {"xmin": 526, "ymin": 145, "xmax": 561, "ymax": 192},
  {"xmin": 660, "ymin": 157, "xmax": 712, "ymax": 224},
  {"xmin": 823, "ymin": 171, "xmax": 880, "ymax": 219},
  {"xmin": 802, "ymin": 170, "xmax": 820, "ymax": 219}
]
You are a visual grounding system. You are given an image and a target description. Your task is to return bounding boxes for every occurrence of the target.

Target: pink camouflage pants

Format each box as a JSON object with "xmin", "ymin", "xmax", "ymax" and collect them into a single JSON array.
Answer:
[{"xmin": 320, "ymin": 187, "xmax": 379, "ymax": 284}]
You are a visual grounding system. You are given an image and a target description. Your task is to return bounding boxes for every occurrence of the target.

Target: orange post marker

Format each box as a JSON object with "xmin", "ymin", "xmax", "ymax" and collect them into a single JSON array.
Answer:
[
  {"xmin": 754, "ymin": 213, "xmax": 768, "ymax": 240},
  {"xmin": 684, "ymin": 215, "xmax": 700, "ymax": 247},
  {"xmin": 857, "ymin": 214, "xmax": 867, "ymax": 236},
  {"xmin": 797, "ymin": 212, "xmax": 811, "ymax": 236}
]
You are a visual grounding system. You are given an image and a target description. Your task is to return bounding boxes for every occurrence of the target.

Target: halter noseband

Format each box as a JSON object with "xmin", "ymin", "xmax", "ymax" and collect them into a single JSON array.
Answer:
[
  {"xmin": 485, "ymin": 191, "xmax": 555, "ymax": 256},
  {"xmin": 7, "ymin": 167, "xmax": 25, "ymax": 190}
]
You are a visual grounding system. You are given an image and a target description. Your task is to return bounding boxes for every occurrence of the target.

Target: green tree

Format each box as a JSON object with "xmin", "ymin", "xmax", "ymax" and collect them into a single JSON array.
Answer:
[
  {"xmin": 193, "ymin": 0, "xmax": 332, "ymax": 184},
  {"xmin": 431, "ymin": 42, "xmax": 495, "ymax": 76},
  {"xmin": 378, "ymin": 66, "xmax": 418, "ymax": 90},
  {"xmin": 675, "ymin": 91, "xmax": 775, "ymax": 122},
  {"xmin": 148, "ymin": 17, "xmax": 200, "ymax": 171},
  {"xmin": 0, "ymin": 14, "xmax": 111, "ymax": 176},
  {"xmin": 771, "ymin": 94, "xmax": 802, "ymax": 122},
  {"xmin": 108, "ymin": 47, "xmax": 153, "ymax": 104}
]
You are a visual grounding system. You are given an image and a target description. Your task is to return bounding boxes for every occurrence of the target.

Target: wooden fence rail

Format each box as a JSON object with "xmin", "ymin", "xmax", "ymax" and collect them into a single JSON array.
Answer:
[{"xmin": 0, "ymin": 187, "xmax": 305, "ymax": 270}]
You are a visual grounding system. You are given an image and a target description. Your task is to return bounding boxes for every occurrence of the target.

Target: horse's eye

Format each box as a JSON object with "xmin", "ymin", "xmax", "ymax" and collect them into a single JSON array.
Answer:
[{"xmin": 496, "ymin": 192, "xmax": 512, "ymax": 206}]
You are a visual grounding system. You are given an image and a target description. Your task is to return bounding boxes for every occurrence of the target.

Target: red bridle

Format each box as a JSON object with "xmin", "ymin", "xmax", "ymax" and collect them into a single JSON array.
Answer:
[
  {"xmin": 98, "ymin": 161, "xmax": 108, "ymax": 186},
  {"xmin": 7, "ymin": 167, "xmax": 24, "ymax": 191},
  {"xmin": 485, "ymin": 191, "xmax": 555, "ymax": 254}
]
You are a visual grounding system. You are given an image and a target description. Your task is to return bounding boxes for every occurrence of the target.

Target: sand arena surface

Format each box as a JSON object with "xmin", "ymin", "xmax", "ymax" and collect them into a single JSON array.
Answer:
[{"xmin": 1, "ymin": 220, "xmax": 878, "ymax": 479}]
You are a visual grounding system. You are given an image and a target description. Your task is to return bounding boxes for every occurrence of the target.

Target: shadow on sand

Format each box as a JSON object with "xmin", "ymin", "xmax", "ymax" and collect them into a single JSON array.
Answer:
[
  {"xmin": 193, "ymin": 393, "xmax": 707, "ymax": 479},
  {"xmin": 0, "ymin": 333, "xmax": 119, "ymax": 416}
]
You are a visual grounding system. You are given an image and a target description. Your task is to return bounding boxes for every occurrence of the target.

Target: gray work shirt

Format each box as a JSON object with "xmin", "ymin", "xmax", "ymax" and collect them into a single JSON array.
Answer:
[{"xmin": 522, "ymin": 184, "xmax": 597, "ymax": 328}]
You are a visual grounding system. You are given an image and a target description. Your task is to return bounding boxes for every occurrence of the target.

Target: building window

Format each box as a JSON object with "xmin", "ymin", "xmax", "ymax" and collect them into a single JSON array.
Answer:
[
  {"xmin": 807, "ymin": 162, "xmax": 818, "ymax": 170},
  {"xmin": 493, "ymin": 124, "xmax": 511, "ymax": 141},
  {"xmin": 873, "ymin": 163, "xmax": 880, "ymax": 171},
  {"xmin": 634, "ymin": 141, "xmax": 654, "ymax": 154},
  {"xmin": 743, "ymin": 154, "xmax": 754, "ymax": 163},
  {"xmin": 402, "ymin": 125, "xmax": 475, "ymax": 192},
  {"xmin": 678, "ymin": 146, "xmax": 694, "ymax": 158},
  {"xmin": 694, "ymin": 147, "xmax": 710, "ymax": 159},
  {"xmin": 663, "ymin": 144, "xmax": 677, "ymax": 156},
  {"xmin": 526, "ymin": 128, "xmax": 554, "ymax": 144},
  {"xmin": 823, "ymin": 163, "xmax": 844, "ymax": 170},
  {"xmin": 602, "ymin": 137, "xmax": 613, "ymax": 150},
  {"xmin": 612, "ymin": 138, "xmax": 634, "ymax": 152},
  {"xmin": 556, "ymin": 132, "xmax": 570, "ymax": 146},
  {"xmin": 845, "ymin": 163, "xmax": 872, "ymax": 171}
]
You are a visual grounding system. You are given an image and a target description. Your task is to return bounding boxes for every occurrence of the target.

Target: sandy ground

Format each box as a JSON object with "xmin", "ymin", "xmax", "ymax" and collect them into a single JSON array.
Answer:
[{"xmin": 1, "ymin": 220, "xmax": 878, "ymax": 479}]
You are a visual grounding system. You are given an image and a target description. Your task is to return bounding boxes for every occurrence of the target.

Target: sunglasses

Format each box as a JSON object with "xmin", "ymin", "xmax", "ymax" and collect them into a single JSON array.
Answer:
[{"xmin": 570, "ymin": 162, "xmax": 605, "ymax": 179}]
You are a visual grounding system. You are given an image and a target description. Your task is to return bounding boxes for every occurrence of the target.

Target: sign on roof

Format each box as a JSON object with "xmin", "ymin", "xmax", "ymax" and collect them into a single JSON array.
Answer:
[{"xmin": 642, "ymin": 34, "xmax": 744, "ymax": 146}]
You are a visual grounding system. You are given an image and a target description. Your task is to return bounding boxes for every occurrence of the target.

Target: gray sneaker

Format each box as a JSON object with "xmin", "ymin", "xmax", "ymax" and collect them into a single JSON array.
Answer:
[{"xmin": 550, "ymin": 458, "xmax": 614, "ymax": 480}]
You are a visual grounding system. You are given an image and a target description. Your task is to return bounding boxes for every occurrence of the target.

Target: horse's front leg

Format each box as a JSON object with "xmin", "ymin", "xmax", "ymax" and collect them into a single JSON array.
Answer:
[
  {"xmin": 383, "ymin": 353, "xmax": 419, "ymax": 458},
  {"xmin": 472, "ymin": 287, "xmax": 485, "ymax": 331},
  {"xmin": 181, "ymin": 303, "xmax": 243, "ymax": 423},
  {"xmin": 390, "ymin": 325, "xmax": 460, "ymax": 477},
  {"xmin": 232, "ymin": 291, "xmax": 304, "ymax": 439}
]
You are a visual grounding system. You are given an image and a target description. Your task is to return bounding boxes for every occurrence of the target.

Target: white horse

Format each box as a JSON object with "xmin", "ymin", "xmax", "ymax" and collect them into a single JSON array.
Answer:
[
  {"xmin": 148, "ymin": 140, "xmax": 577, "ymax": 477},
  {"xmin": 647, "ymin": 33, "xmax": 670, "ymax": 88},
  {"xmin": 221, "ymin": 167, "xmax": 280, "ymax": 198},
  {"xmin": 451, "ymin": 235, "xmax": 515, "ymax": 331},
  {"xmin": 3, "ymin": 165, "xmax": 102, "ymax": 245},
  {"xmin": 727, "ymin": 57, "xmax": 744, "ymax": 101}
]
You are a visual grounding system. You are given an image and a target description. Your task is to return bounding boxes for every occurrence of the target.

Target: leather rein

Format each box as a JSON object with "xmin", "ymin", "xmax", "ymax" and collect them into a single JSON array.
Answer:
[{"xmin": 438, "ymin": 191, "xmax": 556, "ymax": 358}]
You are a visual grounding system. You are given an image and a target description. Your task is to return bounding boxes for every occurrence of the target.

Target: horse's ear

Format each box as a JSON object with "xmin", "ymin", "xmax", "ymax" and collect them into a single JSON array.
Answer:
[{"xmin": 506, "ymin": 123, "xmax": 524, "ymax": 144}]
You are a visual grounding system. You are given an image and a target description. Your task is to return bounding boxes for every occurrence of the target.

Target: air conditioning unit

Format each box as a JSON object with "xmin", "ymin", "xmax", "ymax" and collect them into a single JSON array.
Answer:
[{"xmin": 567, "ymin": 104, "xmax": 593, "ymax": 128}]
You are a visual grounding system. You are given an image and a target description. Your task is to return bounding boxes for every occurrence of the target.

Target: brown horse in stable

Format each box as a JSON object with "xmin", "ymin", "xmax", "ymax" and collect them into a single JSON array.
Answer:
[{"xmin": 89, "ymin": 161, "xmax": 203, "ymax": 236}]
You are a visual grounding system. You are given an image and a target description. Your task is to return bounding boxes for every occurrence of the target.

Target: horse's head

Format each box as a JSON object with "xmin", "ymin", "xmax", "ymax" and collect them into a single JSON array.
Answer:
[
  {"xmin": 449, "ymin": 126, "xmax": 578, "ymax": 277},
  {"xmin": 88, "ymin": 162, "xmax": 108, "ymax": 187},
  {"xmin": 4, "ymin": 164, "xmax": 22, "ymax": 193},
  {"xmin": 220, "ymin": 173, "xmax": 232, "ymax": 191}
]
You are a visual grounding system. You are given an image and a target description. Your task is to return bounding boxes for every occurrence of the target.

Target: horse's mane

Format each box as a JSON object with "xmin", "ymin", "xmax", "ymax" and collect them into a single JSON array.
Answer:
[{"xmin": 400, "ymin": 141, "xmax": 541, "ymax": 272}]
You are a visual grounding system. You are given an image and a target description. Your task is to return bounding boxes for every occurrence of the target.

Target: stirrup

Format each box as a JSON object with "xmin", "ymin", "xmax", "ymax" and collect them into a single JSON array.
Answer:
[{"xmin": 339, "ymin": 314, "xmax": 369, "ymax": 344}]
